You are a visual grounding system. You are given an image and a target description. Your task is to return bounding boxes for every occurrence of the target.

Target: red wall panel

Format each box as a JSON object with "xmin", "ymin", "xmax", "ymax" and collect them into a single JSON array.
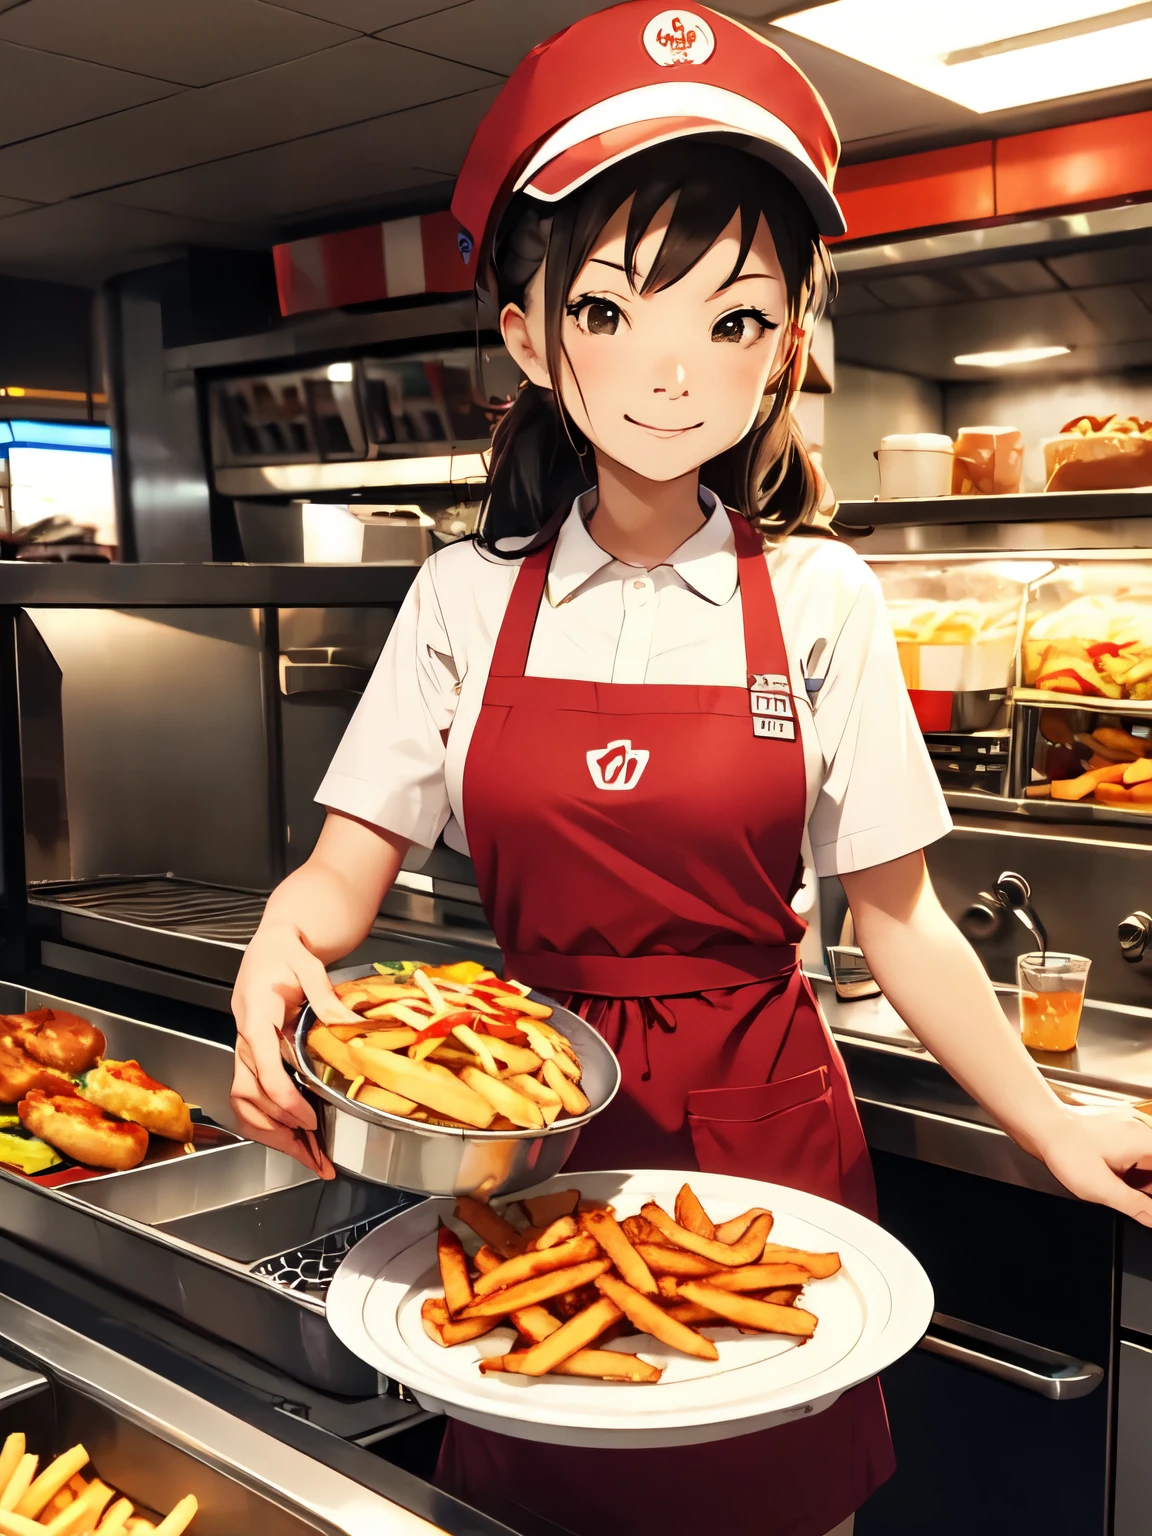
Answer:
[
  {"xmin": 996, "ymin": 109, "xmax": 1152, "ymax": 216},
  {"xmin": 833, "ymin": 142, "xmax": 995, "ymax": 242}
]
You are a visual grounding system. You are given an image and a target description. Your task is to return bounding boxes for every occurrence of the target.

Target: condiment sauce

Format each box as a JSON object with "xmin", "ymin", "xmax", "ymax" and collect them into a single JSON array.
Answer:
[{"xmin": 1020, "ymin": 989, "xmax": 1084, "ymax": 1052}]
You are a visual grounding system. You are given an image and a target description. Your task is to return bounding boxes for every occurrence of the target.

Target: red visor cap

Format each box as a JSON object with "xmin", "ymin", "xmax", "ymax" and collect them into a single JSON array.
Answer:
[{"xmin": 451, "ymin": 1, "xmax": 845, "ymax": 267}]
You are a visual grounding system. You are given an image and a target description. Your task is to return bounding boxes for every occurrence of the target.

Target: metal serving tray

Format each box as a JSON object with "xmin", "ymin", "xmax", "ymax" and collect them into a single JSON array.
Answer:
[
  {"xmin": 0, "ymin": 984, "xmax": 422, "ymax": 1395},
  {"xmin": 0, "ymin": 1298, "xmax": 428, "ymax": 1535}
]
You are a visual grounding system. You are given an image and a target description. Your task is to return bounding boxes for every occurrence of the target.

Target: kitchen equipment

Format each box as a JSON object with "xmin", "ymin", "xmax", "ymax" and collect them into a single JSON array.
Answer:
[
  {"xmin": 326, "ymin": 1169, "xmax": 933, "ymax": 1450},
  {"xmin": 877, "ymin": 434, "xmax": 954, "ymax": 499},
  {"xmin": 994, "ymin": 871, "xmax": 1048, "ymax": 956},
  {"xmin": 292, "ymin": 966, "xmax": 621, "ymax": 1197},
  {"xmin": 1017, "ymin": 951, "xmax": 1091, "ymax": 1053}
]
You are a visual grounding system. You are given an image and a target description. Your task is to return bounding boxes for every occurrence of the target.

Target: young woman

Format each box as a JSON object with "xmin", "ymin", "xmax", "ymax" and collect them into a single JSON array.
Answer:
[{"xmin": 231, "ymin": 7, "xmax": 1152, "ymax": 1534}]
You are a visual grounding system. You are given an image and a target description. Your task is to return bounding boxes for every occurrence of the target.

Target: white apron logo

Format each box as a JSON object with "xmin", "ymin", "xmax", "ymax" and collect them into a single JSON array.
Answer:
[
  {"xmin": 586, "ymin": 739, "xmax": 650, "ymax": 791},
  {"xmin": 643, "ymin": 11, "xmax": 715, "ymax": 66}
]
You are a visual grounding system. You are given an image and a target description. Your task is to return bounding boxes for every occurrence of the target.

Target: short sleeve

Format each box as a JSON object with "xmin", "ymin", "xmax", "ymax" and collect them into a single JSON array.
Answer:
[
  {"xmin": 315, "ymin": 560, "xmax": 459, "ymax": 849},
  {"xmin": 806, "ymin": 558, "xmax": 952, "ymax": 877}
]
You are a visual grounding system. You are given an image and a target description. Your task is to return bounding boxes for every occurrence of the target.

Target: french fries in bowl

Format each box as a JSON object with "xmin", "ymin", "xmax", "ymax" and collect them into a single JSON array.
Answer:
[{"xmin": 292, "ymin": 962, "xmax": 620, "ymax": 1198}]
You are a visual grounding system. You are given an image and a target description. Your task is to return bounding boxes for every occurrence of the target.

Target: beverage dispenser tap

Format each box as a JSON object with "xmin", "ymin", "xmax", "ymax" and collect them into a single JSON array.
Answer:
[
  {"xmin": 992, "ymin": 871, "xmax": 1048, "ymax": 957},
  {"xmin": 1119, "ymin": 911, "xmax": 1152, "ymax": 964}
]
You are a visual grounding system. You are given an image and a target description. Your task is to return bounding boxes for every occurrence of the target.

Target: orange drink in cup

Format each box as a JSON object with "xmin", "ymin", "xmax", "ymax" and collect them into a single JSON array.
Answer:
[{"xmin": 1017, "ymin": 952, "xmax": 1090, "ymax": 1053}]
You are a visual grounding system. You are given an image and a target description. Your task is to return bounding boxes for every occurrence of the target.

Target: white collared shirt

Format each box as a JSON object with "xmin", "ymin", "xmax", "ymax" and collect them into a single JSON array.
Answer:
[{"xmin": 317, "ymin": 488, "xmax": 950, "ymax": 892}]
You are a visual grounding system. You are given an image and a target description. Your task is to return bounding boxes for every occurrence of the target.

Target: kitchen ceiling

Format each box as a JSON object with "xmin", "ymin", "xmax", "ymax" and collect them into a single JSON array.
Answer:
[
  {"xmin": 0, "ymin": 0, "xmax": 1148, "ymax": 286},
  {"xmin": 832, "ymin": 230, "xmax": 1152, "ymax": 380}
]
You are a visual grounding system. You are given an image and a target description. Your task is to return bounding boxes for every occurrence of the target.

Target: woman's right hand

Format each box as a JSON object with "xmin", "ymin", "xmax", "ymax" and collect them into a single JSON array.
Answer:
[{"xmin": 230, "ymin": 920, "xmax": 362, "ymax": 1179}]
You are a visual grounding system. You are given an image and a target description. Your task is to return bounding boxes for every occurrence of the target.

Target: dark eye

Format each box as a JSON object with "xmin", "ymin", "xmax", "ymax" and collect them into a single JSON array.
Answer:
[
  {"xmin": 569, "ymin": 298, "xmax": 623, "ymax": 336},
  {"xmin": 712, "ymin": 309, "xmax": 775, "ymax": 345}
]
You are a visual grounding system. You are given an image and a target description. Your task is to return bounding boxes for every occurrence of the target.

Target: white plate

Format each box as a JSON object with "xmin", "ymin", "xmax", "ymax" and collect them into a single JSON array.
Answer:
[{"xmin": 326, "ymin": 1169, "xmax": 933, "ymax": 1449}]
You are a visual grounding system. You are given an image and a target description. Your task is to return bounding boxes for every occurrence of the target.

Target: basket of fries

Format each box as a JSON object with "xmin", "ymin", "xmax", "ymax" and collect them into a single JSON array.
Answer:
[{"xmin": 292, "ymin": 962, "xmax": 620, "ymax": 1198}]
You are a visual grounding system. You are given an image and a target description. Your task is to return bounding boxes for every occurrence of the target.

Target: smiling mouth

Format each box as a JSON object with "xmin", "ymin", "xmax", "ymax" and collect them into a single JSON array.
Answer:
[{"xmin": 624, "ymin": 415, "xmax": 703, "ymax": 438}]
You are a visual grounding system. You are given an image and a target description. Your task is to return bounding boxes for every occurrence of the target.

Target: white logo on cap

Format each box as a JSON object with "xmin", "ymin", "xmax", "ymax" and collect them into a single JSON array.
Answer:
[{"xmin": 643, "ymin": 11, "xmax": 715, "ymax": 66}]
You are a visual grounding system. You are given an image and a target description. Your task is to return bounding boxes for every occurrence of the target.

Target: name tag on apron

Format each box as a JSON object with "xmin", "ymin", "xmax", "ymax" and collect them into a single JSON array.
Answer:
[{"xmin": 749, "ymin": 673, "xmax": 796, "ymax": 741}]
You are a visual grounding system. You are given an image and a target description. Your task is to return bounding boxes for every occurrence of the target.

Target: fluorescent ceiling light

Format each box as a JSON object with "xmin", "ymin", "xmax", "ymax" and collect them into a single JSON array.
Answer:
[
  {"xmin": 954, "ymin": 345, "xmax": 1072, "ymax": 366},
  {"xmin": 326, "ymin": 362, "xmax": 354, "ymax": 382},
  {"xmin": 774, "ymin": 2, "xmax": 1152, "ymax": 112}
]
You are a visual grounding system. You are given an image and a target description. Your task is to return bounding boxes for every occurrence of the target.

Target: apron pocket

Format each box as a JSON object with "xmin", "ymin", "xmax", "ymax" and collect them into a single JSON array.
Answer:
[{"xmin": 686, "ymin": 1066, "xmax": 844, "ymax": 1204}]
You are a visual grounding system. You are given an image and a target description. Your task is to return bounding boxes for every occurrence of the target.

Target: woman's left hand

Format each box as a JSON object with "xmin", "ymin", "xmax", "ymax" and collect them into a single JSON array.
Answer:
[{"xmin": 1038, "ymin": 1108, "xmax": 1152, "ymax": 1225}]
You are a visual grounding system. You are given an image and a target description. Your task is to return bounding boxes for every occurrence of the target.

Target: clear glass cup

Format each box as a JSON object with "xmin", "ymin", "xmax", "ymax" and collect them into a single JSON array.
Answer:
[{"xmin": 1017, "ymin": 952, "xmax": 1091, "ymax": 1053}]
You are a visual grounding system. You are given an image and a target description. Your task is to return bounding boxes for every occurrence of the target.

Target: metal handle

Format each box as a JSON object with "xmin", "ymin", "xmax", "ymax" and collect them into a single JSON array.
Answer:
[
  {"xmin": 279, "ymin": 660, "xmax": 369, "ymax": 696},
  {"xmin": 918, "ymin": 1312, "xmax": 1103, "ymax": 1400},
  {"xmin": 994, "ymin": 870, "xmax": 1048, "ymax": 955},
  {"xmin": 1119, "ymin": 911, "xmax": 1152, "ymax": 963},
  {"xmin": 960, "ymin": 894, "xmax": 1008, "ymax": 943}
]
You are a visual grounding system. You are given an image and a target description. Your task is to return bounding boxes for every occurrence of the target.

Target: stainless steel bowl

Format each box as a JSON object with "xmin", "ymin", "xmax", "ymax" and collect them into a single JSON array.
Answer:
[{"xmin": 293, "ymin": 964, "xmax": 621, "ymax": 1198}]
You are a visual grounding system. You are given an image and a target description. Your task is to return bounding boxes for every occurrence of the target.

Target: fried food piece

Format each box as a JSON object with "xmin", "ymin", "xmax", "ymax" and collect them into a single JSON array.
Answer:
[
  {"xmin": 454, "ymin": 1197, "xmax": 524, "ymax": 1258},
  {"xmin": 0, "ymin": 1454, "xmax": 37, "ymax": 1513},
  {"xmin": 480, "ymin": 1349, "xmax": 661, "ymax": 1382},
  {"xmin": 349, "ymin": 1042, "xmax": 496, "ymax": 1130},
  {"xmin": 621, "ymin": 1214, "xmax": 671, "ymax": 1247},
  {"xmin": 353, "ymin": 1082, "xmax": 418, "ymax": 1116},
  {"xmin": 713, "ymin": 1207, "xmax": 773, "ymax": 1245},
  {"xmin": 678, "ymin": 1281, "xmax": 817, "ymax": 1337},
  {"xmin": 95, "ymin": 1499, "xmax": 134, "ymax": 1534},
  {"xmin": 421, "ymin": 1297, "xmax": 500, "ymax": 1347},
  {"xmin": 595, "ymin": 1272, "xmax": 719, "ymax": 1361},
  {"xmin": 663, "ymin": 1300, "xmax": 722, "ymax": 1327},
  {"xmin": 19, "ymin": 1093, "xmax": 148, "ymax": 1171},
  {"xmin": 531, "ymin": 1216, "xmax": 578, "ymax": 1249},
  {"xmin": 521, "ymin": 1189, "xmax": 580, "ymax": 1227},
  {"xmin": 633, "ymin": 1243, "xmax": 723, "ymax": 1278},
  {"xmin": 306, "ymin": 1024, "xmax": 363, "ymax": 1080},
  {"xmin": 641, "ymin": 1204, "xmax": 774, "ymax": 1266},
  {"xmin": 460, "ymin": 1259, "xmax": 611, "ymax": 1318},
  {"xmin": 505, "ymin": 1296, "xmax": 623, "ymax": 1377},
  {"xmin": 77, "ymin": 1060, "xmax": 192, "ymax": 1142},
  {"xmin": 472, "ymin": 1235, "xmax": 600, "ymax": 1298},
  {"xmin": 692, "ymin": 1263, "xmax": 811, "ymax": 1293},
  {"xmin": 11, "ymin": 1010, "xmax": 105, "ymax": 1076},
  {"xmin": 12, "ymin": 1444, "xmax": 88, "ymax": 1521},
  {"xmin": 153, "ymin": 1496, "xmax": 198, "ymax": 1536},
  {"xmin": 580, "ymin": 1208, "xmax": 658, "ymax": 1296},
  {"xmin": 0, "ymin": 1436, "xmax": 25, "ymax": 1502},
  {"xmin": 541, "ymin": 1057, "xmax": 590, "ymax": 1114},
  {"xmin": 761, "ymin": 1244, "xmax": 841, "ymax": 1279},
  {"xmin": 508, "ymin": 1304, "xmax": 563, "ymax": 1343},
  {"xmin": 0, "ymin": 1035, "xmax": 74, "ymax": 1104},
  {"xmin": 458, "ymin": 1066, "xmax": 544, "ymax": 1130},
  {"xmin": 674, "ymin": 1183, "xmax": 715, "ymax": 1240},
  {"xmin": 437, "ymin": 1225, "xmax": 473, "ymax": 1316},
  {"xmin": 42, "ymin": 1477, "xmax": 112, "ymax": 1533}
]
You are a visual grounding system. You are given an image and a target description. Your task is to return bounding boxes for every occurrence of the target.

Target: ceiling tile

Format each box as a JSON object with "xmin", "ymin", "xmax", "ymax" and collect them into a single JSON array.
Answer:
[
  {"xmin": 267, "ymin": 0, "xmax": 464, "ymax": 32},
  {"xmin": 0, "ymin": 39, "xmax": 178, "ymax": 148},
  {"xmin": 379, "ymin": 0, "xmax": 606, "ymax": 73},
  {"xmin": 1046, "ymin": 244, "xmax": 1152, "ymax": 289},
  {"xmin": 0, "ymin": 197, "xmax": 277, "ymax": 284},
  {"xmin": 103, "ymin": 85, "xmax": 498, "ymax": 223},
  {"xmin": 0, "ymin": 37, "xmax": 496, "ymax": 204},
  {"xmin": 0, "ymin": 0, "xmax": 355, "ymax": 88},
  {"xmin": 759, "ymin": 26, "xmax": 979, "ymax": 147}
]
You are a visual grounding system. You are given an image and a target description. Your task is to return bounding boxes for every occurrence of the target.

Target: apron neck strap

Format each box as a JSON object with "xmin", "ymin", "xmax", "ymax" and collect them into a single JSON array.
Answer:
[{"xmin": 488, "ymin": 507, "xmax": 787, "ymax": 682}]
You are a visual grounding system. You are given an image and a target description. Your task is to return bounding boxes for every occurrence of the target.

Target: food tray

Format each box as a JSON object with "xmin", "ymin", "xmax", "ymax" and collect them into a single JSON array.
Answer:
[
  {"xmin": 0, "ymin": 984, "xmax": 423, "ymax": 1394},
  {"xmin": 326, "ymin": 1169, "xmax": 934, "ymax": 1449}
]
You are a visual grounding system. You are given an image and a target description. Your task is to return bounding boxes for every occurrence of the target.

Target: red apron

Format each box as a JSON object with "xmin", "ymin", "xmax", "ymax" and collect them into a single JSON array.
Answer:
[{"xmin": 436, "ymin": 511, "xmax": 894, "ymax": 1536}]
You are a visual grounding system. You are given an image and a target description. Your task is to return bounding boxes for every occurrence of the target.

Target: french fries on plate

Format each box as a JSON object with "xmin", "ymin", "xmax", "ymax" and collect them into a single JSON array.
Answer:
[
  {"xmin": 419, "ymin": 1183, "xmax": 842, "ymax": 1384},
  {"xmin": 306, "ymin": 966, "xmax": 589, "ymax": 1132}
]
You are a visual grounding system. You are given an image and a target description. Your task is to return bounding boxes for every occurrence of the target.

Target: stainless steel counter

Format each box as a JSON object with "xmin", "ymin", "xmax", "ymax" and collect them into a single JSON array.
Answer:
[{"xmin": 821, "ymin": 977, "xmax": 1152, "ymax": 1197}]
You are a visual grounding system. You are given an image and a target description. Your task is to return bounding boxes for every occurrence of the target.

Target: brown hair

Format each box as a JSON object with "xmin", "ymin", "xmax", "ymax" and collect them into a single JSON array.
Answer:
[{"xmin": 476, "ymin": 139, "xmax": 834, "ymax": 553}]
